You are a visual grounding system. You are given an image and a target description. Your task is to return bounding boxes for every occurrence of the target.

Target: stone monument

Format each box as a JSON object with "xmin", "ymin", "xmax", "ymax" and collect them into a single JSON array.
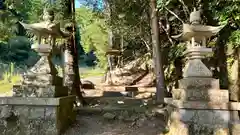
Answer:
[
  {"xmin": 166, "ymin": 8, "xmax": 240, "ymax": 135},
  {"xmin": 0, "ymin": 8, "xmax": 75, "ymax": 135}
]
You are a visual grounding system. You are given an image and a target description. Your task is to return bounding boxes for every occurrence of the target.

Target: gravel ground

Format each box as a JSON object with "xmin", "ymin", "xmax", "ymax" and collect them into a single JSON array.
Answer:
[{"xmin": 64, "ymin": 114, "xmax": 166, "ymax": 135}]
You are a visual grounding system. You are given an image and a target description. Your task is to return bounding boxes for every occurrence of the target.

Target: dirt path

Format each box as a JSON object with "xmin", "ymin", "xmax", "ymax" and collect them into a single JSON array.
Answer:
[{"xmin": 64, "ymin": 114, "xmax": 166, "ymax": 135}]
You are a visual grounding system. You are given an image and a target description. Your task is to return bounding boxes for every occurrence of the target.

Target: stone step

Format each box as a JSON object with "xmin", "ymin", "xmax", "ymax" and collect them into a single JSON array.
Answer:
[
  {"xmin": 76, "ymin": 105, "xmax": 147, "ymax": 115},
  {"xmin": 76, "ymin": 100, "xmax": 168, "ymax": 119},
  {"xmin": 13, "ymin": 85, "xmax": 68, "ymax": 98},
  {"xmin": 172, "ymin": 89, "xmax": 229, "ymax": 102},
  {"xmin": 84, "ymin": 97, "xmax": 151, "ymax": 106},
  {"xmin": 83, "ymin": 90, "xmax": 154, "ymax": 98},
  {"xmin": 94, "ymin": 85, "xmax": 156, "ymax": 92},
  {"xmin": 179, "ymin": 78, "xmax": 220, "ymax": 90},
  {"xmin": 83, "ymin": 90, "xmax": 134, "ymax": 97}
]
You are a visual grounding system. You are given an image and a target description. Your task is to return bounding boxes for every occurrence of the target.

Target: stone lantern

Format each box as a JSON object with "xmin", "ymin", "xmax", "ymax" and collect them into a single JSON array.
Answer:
[
  {"xmin": 19, "ymin": 8, "xmax": 69, "ymax": 85},
  {"xmin": 0, "ymin": 8, "xmax": 75, "ymax": 135},
  {"xmin": 172, "ymin": 8, "xmax": 224, "ymax": 78},
  {"xmin": 165, "ymin": 9, "xmax": 240, "ymax": 135}
]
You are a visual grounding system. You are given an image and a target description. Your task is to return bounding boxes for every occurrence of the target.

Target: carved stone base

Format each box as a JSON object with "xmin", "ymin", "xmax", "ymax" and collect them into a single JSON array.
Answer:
[
  {"xmin": 17, "ymin": 53, "xmax": 66, "ymax": 98},
  {"xmin": 168, "ymin": 73, "xmax": 240, "ymax": 134},
  {"xmin": 0, "ymin": 96, "xmax": 76, "ymax": 135},
  {"xmin": 179, "ymin": 78, "xmax": 219, "ymax": 89},
  {"xmin": 172, "ymin": 89, "xmax": 229, "ymax": 102},
  {"xmin": 165, "ymin": 98, "xmax": 240, "ymax": 135},
  {"xmin": 28, "ymin": 55, "xmax": 56, "ymax": 74},
  {"xmin": 183, "ymin": 59, "xmax": 212, "ymax": 78},
  {"xmin": 22, "ymin": 55, "xmax": 62, "ymax": 86},
  {"xmin": 22, "ymin": 74, "xmax": 63, "ymax": 86}
]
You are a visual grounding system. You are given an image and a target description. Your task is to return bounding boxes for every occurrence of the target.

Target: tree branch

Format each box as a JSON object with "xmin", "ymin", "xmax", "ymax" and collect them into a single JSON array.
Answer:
[
  {"xmin": 178, "ymin": 0, "xmax": 190, "ymax": 18},
  {"xmin": 140, "ymin": 37, "xmax": 151, "ymax": 51},
  {"xmin": 159, "ymin": 21, "xmax": 174, "ymax": 46},
  {"xmin": 164, "ymin": 7, "xmax": 184, "ymax": 24}
]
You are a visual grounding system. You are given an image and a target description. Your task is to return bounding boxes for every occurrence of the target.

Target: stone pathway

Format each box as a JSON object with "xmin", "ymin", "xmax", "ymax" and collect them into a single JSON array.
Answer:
[
  {"xmin": 64, "ymin": 95, "xmax": 168, "ymax": 135},
  {"xmin": 64, "ymin": 114, "xmax": 166, "ymax": 135}
]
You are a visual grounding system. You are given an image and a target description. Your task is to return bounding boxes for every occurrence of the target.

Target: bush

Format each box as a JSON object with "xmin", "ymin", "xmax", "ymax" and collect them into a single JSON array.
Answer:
[{"xmin": 0, "ymin": 36, "xmax": 38, "ymax": 66}]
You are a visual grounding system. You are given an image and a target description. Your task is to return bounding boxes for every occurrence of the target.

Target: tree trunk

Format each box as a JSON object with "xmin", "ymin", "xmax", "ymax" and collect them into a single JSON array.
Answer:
[
  {"xmin": 63, "ymin": 28, "xmax": 86, "ymax": 105},
  {"xmin": 63, "ymin": 0, "xmax": 86, "ymax": 106},
  {"xmin": 149, "ymin": 0, "xmax": 165, "ymax": 104},
  {"xmin": 238, "ymin": 48, "xmax": 240, "ymax": 101},
  {"xmin": 230, "ymin": 48, "xmax": 240, "ymax": 102},
  {"xmin": 104, "ymin": 0, "xmax": 114, "ymax": 84}
]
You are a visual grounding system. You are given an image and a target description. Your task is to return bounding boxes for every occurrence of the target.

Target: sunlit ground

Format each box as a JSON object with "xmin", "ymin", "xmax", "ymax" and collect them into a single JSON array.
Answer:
[
  {"xmin": 79, "ymin": 67, "xmax": 105, "ymax": 78},
  {"xmin": 0, "ymin": 75, "xmax": 21, "ymax": 94}
]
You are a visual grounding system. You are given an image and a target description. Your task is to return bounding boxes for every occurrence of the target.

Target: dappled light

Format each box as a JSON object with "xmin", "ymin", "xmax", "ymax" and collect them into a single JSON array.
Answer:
[{"xmin": 0, "ymin": 0, "xmax": 240, "ymax": 135}]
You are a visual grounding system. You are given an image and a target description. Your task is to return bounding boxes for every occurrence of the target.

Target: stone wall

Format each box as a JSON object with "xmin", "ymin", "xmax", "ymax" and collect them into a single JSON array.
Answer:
[{"xmin": 0, "ymin": 96, "xmax": 75, "ymax": 135}]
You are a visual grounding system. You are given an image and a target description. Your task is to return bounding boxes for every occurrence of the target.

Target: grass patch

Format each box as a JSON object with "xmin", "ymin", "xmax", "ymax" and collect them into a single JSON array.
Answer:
[
  {"xmin": 80, "ymin": 68, "xmax": 105, "ymax": 78},
  {"xmin": 0, "ymin": 83, "xmax": 15, "ymax": 93},
  {"xmin": 0, "ymin": 74, "xmax": 21, "ymax": 93}
]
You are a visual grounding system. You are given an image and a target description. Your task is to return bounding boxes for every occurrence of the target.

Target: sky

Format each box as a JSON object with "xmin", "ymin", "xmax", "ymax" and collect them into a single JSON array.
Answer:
[
  {"xmin": 75, "ymin": 0, "xmax": 82, "ymax": 8},
  {"xmin": 75, "ymin": 0, "xmax": 103, "ymax": 9}
]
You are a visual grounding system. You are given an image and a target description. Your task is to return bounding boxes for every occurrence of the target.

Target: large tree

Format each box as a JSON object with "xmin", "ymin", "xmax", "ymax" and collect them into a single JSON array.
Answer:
[
  {"xmin": 63, "ymin": 0, "xmax": 86, "ymax": 105},
  {"xmin": 150, "ymin": 0, "xmax": 165, "ymax": 103}
]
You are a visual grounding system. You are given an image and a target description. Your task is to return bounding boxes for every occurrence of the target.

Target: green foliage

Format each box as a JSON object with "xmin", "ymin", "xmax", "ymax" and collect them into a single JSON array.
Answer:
[
  {"xmin": 210, "ymin": 1, "xmax": 240, "ymax": 25},
  {"xmin": 27, "ymin": 0, "xmax": 45, "ymax": 23},
  {"xmin": 2, "ymin": 36, "xmax": 37, "ymax": 64},
  {"xmin": 76, "ymin": 26, "xmax": 85, "ymax": 55},
  {"xmin": 76, "ymin": 6, "xmax": 108, "ymax": 68},
  {"xmin": 52, "ymin": 0, "xmax": 72, "ymax": 21},
  {"xmin": 0, "ymin": 62, "xmax": 22, "ymax": 93},
  {"xmin": 0, "ymin": 10, "xmax": 18, "ymax": 41},
  {"xmin": 2, "ymin": 62, "xmax": 15, "ymax": 82},
  {"xmin": 228, "ymin": 30, "xmax": 240, "ymax": 49},
  {"xmin": 0, "ymin": 0, "xmax": 44, "ymax": 41}
]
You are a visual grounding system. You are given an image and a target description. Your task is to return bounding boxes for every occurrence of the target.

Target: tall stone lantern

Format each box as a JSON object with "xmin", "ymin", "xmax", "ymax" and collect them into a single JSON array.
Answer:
[
  {"xmin": 172, "ymin": 9, "xmax": 224, "ymax": 78},
  {"xmin": 165, "ymin": 9, "xmax": 240, "ymax": 135},
  {"xmin": 19, "ymin": 8, "xmax": 68, "ymax": 86},
  {"xmin": 0, "ymin": 9, "xmax": 76, "ymax": 135}
]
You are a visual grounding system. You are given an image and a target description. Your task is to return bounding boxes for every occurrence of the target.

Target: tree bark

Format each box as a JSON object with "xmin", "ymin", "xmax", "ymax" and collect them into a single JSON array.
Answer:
[
  {"xmin": 149, "ymin": 0, "xmax": 165, "ymax": 104},
  {"xmin": 238, "ymin": 48, "xmax": 240, "ymax": 101},
  {"xmin": 230, "ymin": 48, "xmax": 240, "ymax": 102},
  {"xmin": 63, "ymin": 0, "xmax": 86, "ymax": 106},
  {"xmin": 104, "ymin": 0, "xmax": 114, "ymax": 84}
]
